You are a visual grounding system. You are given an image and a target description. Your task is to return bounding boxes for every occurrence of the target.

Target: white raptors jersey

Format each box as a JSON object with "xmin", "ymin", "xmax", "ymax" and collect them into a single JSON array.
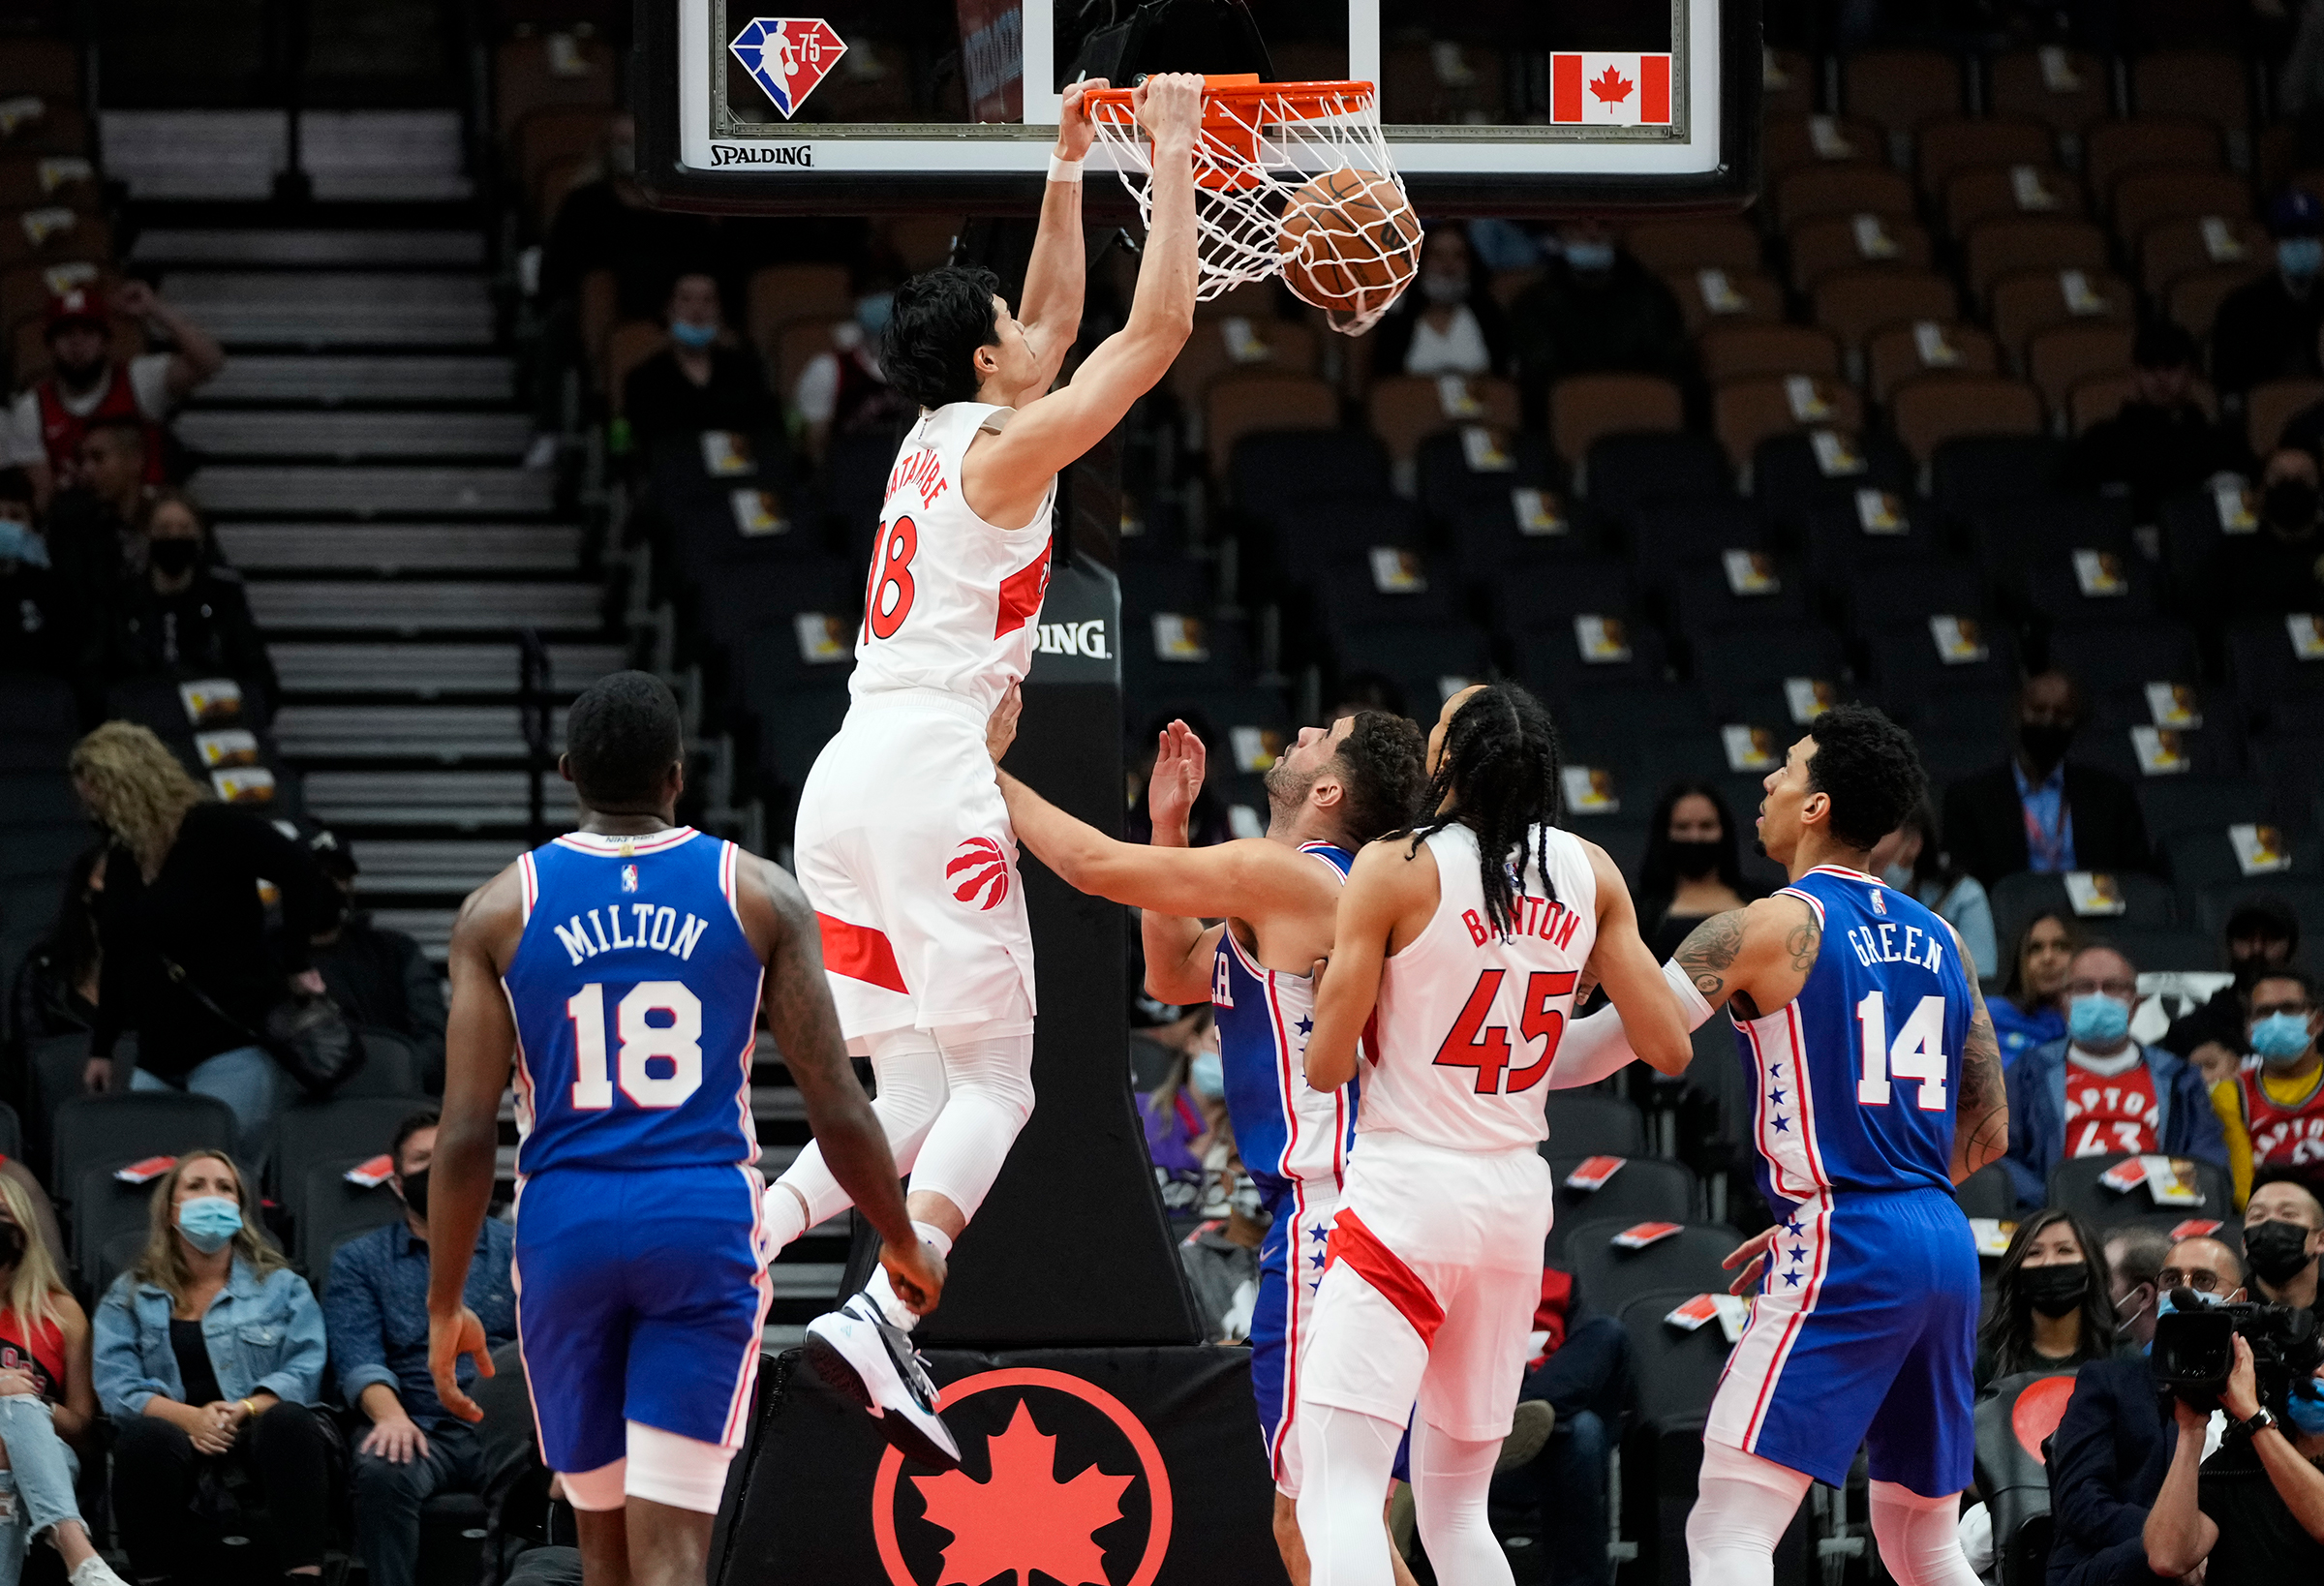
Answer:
[
  {"xmin": 1362, "ymin": 822, "xmax": 1599, "ymax": 1153},
  {"xmin": 850, "ymin": 401, "xmax": 1055, "ymax": 717}
]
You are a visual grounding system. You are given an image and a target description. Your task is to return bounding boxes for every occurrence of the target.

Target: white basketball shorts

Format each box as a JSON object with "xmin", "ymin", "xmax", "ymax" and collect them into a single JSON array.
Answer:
[{"xmin": 793, "ymin": 690, "xmax": 1037, "ymax": 1041}]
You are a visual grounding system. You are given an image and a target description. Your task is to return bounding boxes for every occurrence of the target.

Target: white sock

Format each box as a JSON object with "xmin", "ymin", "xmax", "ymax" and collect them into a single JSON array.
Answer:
[
  {"xmin": 1685, "ymin": 1438, "xmax": 1813, "ymax": 1586},
  {"xmin": 868, "ymin": 1220, "xmax": 953, "ymax": 1330},
  {"xmin": 1868, "ymin": 1480, "xmax": 1979, "ymax": 1586},
  {"xmin": 763, "ymin": 1181, "xmax": 809, "ymax": 1252}
]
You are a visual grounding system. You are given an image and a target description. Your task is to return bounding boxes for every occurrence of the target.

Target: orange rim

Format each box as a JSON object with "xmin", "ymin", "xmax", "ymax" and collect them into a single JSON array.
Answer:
[{"xmin": 1083, "ymin": 75, "xmax": 1377, "ymax": 126}]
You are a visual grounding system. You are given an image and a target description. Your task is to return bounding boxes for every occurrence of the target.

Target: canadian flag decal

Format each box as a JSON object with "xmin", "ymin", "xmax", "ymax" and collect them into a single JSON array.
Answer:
[{"xmin": 1550, "ymin": 54, "xmax": 1672, "ymax": 124}]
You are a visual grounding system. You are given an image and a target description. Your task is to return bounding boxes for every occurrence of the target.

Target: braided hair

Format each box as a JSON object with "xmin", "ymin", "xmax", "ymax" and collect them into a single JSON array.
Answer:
[{"xmin": 1406, "ymin": 685, "xmax": 1565, "ymax": 939}]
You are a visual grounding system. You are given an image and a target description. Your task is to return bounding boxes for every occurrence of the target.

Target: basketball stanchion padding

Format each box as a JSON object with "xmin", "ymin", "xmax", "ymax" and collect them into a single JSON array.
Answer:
[{"xmin": 1085, "ymin": 74, "xmax": 1422, "ymax": 333}]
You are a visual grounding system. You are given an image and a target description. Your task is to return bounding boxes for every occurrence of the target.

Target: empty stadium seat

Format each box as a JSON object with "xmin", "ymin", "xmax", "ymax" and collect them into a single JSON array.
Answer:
[
  {"xmin": 1545, "ymin": 1155, "xmax": 1700, "ymax": 1261},
  {"xmin": 2129, "ymin": 50, "xmax": 2250, "ymax": 137},
  {"xmin": 2109, "ymin": 168, "xmax": 2252, "ymax": 249},
  {"xmin": 2083, "ymin": 119, "xmax": 2224, "ymax": 202},
  {"xmin": 1697, "ymin": 323, "xmax": 1843, "ymax": 384},
  {"xmin": 1624, "ymin": 217, "xmax": 1763, "ymax": 276},
  {"xmin": 1585, "ymin": 434, "xmax": 1732, "ymax": 523},
  {"xmin": 1364, "ymin": 374, "xmax": 1518, "ymax": 466},
  {"xmin": 1918, "ymin": 116, "xmax": 2060, "ymax": 198},
  {"xmin": 1565, "ymin": 1217, "xmax": 1746, "ymax": 1321},
  {"xmin": 1989, "ymin": 871, "xmax": 2178, "ymax": 952},
  {"xmin": 2025, "ymin": 322, "xmax": 2136, "ymax": 415},
  {"xmin": 1711, "ymin": 375, "xmax": 1864, "ymax": 468},
  {"xmin": 1205, "ymin": 372, "xmax": 1338, "ymax": 482},
  {"xmin": 1749, "ymin": 429, "xmax": 1915, "ymax": 532},
  {"xmin": 272, "ymin": 1095, "xmax": 443, "ymax": 1204},
  {"xmin": 1988, "ymin": 47, "xmax": 2111, "ymax": 138},
  {"xmin": 1890, "ymin": 377, "xmax": 2046, "ymax": 465},
  {"xmin": 1841, "ymin": 49, "xmax": 1964, "ymax": 142},
  {"xmin": 1777, "ymin": 165, "xmax": 1918, "ymax": 233},
  {"xmin": 1786, "ymin": 212, "xmax": 1935, "ymax": 290},
  {"xmin": 54, "ymin": 1092, "xmax": 238, "ymax": 1221},
  {"xmin": 1864, "ymin": 320, "xmax": 2003, "ymax": 402},
  {"xmin": 1942, "ymin": 164, "xmax": 2088, "ymax": 237},
  {"xmin": 1228, "ymin": 430, "xmax": 1390, "ymax": 523},
  {"xmin": 299, "ymin": 1155, "xmax": 406, "ymax": 1285},
  {"xmin": 1543, "ymin": 1090, "xmax": 1649, "ymax": 1158},
  {"xmin": 2137, "ymin": 214, "xmax": 2270, "ymax": 293},
  {"xmin": 1813, "ymin": 269, "xmax": 1962, "ymax": 355},
  {"xmin": 1667, "ymin": 266, "xmax": 1785, "ymax": 335},
  {"xmin": 1966, "ymin": 217, "xmax": 2111, "ymax": 300},
  {"xmin": 1761, "ymin": 113, "xmax": 1885, "ymax": 178},
  {"xmin": 1549, "ymin": 376, "xmax": 1685, "ymax": 477},
  {"xmin": 2048, "ymin": 1152, "xmax": 2234, "ymax": 1229}
]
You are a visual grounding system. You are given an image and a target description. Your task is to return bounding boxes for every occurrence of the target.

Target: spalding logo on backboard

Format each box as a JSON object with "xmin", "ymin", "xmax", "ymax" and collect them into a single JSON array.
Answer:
[{"xmin": 728, "ymin": 17, "xmax": 848, "ymax": 119}]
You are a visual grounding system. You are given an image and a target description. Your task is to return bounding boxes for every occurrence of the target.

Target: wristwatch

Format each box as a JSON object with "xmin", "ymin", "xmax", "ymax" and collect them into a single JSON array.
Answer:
[{"xmin": 2225, "ymin": 1406, "xmax": 2278, "ymax": 1442}]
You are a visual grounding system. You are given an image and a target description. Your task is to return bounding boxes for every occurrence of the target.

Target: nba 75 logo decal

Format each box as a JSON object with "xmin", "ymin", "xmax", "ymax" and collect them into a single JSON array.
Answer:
[
  {"xmin": 872, "ymin": 1367, "xmax": 1172, "ymax": 1586},
  {"xmin": 947, "ymin": 837, "xmax": 1011, "ymax": 912},
  {"xmin": 729, "ymin": 17, "xmax": 847, "ymax": 118}
]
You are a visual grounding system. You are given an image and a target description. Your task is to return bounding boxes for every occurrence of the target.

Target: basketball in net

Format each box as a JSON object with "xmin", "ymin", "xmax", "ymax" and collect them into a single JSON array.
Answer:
[{"xmin": 1277, "ymin": 168, "xmax": 1421, "ymax": 322}]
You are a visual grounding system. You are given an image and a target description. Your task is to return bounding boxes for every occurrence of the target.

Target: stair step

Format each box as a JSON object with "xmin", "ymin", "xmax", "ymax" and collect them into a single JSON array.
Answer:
[
  {"xmin": 248, "ymin": 581, "xmax": 601, "ymax": 633},
  {"xmin": 272, "ymin": 640, "xmax": 620, "ymax": 694},
  {"xmin": 162, "ymin": 273, "xmax": 493, "ymax": 347},
  {"xmin": 370, "ymin": 907, "xmax": 454, "ymax": 961},
  {"xmin": 132, "ymin": 229, "xmax": 486, "ymax": 269},
  {"xmin": 347, "ymin": 839, "xmax": 526, "ymax": 895},
  {"xmin": 194, "ymin": 467, "xmax": 555, "ymax": 516},
  {"xmin": 100, "ymin": 110, "xmax": 288, "ymax": 201},
  {"xmin": 273, "ymin": 703, "xmax": 567, "ymax": 760},
  {"xmin": 221, "ymin": 526, "xmax": 584, "ymax": 574},
  {"xmin": 200, "ymin": 355, "xmax": 515, "ymax": 406},
  {"xmin": 300, "ymin": 111, "xmax": 473, "ymax": 202},
  {"xmin": 302, "ymin": 769, "xmax": 544, "ymax": 829},
  {"xmin": 179, "ymin": 412, "xmax": 532, "ymax": 460}
]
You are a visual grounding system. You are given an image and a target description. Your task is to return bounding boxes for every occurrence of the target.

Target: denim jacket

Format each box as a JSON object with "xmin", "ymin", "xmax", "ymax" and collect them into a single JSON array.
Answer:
[{"xmin": 93, "ymin": 1257, "xmax": 327, "ymax": 1418}]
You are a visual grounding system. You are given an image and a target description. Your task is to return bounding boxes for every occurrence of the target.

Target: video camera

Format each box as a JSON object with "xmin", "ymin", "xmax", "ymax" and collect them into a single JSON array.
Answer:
[{"xmin": 2151, "ymin": 1287, "xmax": 2324, "ymax": 1409}]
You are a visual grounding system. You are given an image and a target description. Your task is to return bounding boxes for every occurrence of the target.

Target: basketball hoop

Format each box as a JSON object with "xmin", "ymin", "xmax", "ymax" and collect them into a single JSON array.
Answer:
[{"xmin": 1084, "ymin": 76, "xmax": 1422, "ymax": 336}]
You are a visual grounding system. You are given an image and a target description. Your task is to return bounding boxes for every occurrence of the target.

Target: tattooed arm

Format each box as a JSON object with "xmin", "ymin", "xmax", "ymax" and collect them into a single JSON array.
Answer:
[{"xmin": 1943, "ymin": 919, "xmax": 2008, "ymax": 1184}]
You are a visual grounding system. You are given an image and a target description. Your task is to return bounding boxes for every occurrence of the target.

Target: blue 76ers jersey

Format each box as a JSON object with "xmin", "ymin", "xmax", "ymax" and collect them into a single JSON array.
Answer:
[
  {"xmin": 1731, "ymin": 865, "xmax": 1974, "ymax": 1203},
  {"xmin": 504, "ymin": 828, "xmax": 763, "ymax": 1177},
  {"xmin": 1211, "ymin": 842, "xmax": 1360, "ymax": 1200}
]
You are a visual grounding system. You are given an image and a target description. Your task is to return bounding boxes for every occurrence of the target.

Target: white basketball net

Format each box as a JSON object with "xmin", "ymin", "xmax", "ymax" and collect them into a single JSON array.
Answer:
[{"xmin": 1087, "ymin": 82, "xmax": 1421, "ymax": 336}]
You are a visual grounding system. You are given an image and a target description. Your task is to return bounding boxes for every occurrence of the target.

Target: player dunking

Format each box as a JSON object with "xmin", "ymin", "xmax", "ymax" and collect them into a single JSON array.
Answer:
[
  {"xmin": 1294, "ymin": 685, "xmax": 1690, "ymax": 1586},
  {"xmin": 759, "ymin": 74, "xmax": 1203, "ymax": 1456},
  {"xmin": 1553, "ymin": 703, "xmax": 2008, "ymax": 1586},
  {"xmin": 425, "ymin": 674, "xmax": 944, "ymax": 1586},
  {"xmin": 994, "ymin": 710, "xmax": 1429, "ymax": 1584}
]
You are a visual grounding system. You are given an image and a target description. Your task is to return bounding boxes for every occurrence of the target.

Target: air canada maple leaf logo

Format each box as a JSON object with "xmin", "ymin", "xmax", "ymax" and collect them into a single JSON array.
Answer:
[
  {"xmin": 1590, "ymin": 65, "xmax": 1634, "ymax": 106},
  {"xmin": 912, "ymin": 1402, "xmax": 1132, "ymax": 1585}
]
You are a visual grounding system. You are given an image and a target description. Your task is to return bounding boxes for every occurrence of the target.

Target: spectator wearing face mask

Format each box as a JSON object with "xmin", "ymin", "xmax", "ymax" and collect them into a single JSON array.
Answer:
[
  {"xmin": 2068, "ymin": 320, "xmax": 2241, "ymax": 524},
  {"xmin": 1940, "ymin": 668, "xmax": 2152, "ymax": 889},
  {"xmin": 1140, "ymin": 1011, "xmax": 1225, "ymax": 1240},
  {"xmin": 1975, "ymin": 1209, "xmax": 2123, "ymax": 1391},
  {"xmin": 102, "ymin": 488, "xmax": 277, "ymax": 715},
  {"xmin": 2212, "ymin": 444, "xmax": 2324, "ymax": 618},
  {"xmin": 1508, "ymin": 219, "xmax": 1687, "ymax": 426},
  {"xmin": 1635, "ymin": 779, "xmax": 1765, "ymax": 963},
  {"xmin": 2045, "ymin": 1233, "xmax": 2227, "ymax": 1586},
  {"xmin": 0, "ymin": 467, "xmax": 68, "ymax": 678},
  {"xmin": 2002, "ymin": 943, "xmax": 2228, "ymax": 1208},
  {"xmin": 2164, "ymin": 897, "xmax": 2300, "ymax": 1084},
  {"xmin": 1865, "ymin": 798, "xmax": 1997, "ymax": 979},
  {"xmin": 792, "ymin": 287, "xmax": 912, "ymax": 464},
  {"xmin": 2242, "ymin": 1181, "xmax": 2323, "ymax": 1319},
  {"xmin": 2212, "ymin": 968, "xmax": 2324, "ymax": 1205},
  {"xmin": 294, "ymin": 830, "xmax": 446, "ymax": 1093},
  {"xmin": 1991, "ymin": 910, "xmax": 2082, "ymax": 1062},
  {"xmin": 3, "ymin": 284, "xmax": 223, "ymax": 509},
  {"xmin": 1366, "ymin": 225, "xmax": 1514, "ymax": 381},
  {"xmin": 324, "ymin": 1111, "xmax": 515, "ymax": 1586},
  {"xmin": 2210, "ymin": 189, "xmax": 2324, "ymax": 398},
  {"xmin": 619, "ymin": 272, "xmax": 775, "ymax": 450}
]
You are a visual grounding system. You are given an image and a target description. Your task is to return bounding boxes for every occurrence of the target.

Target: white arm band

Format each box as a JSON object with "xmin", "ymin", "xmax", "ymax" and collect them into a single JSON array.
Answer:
[
  {"xmin": 1047, "ymin": 152, "xmax": 1084, "ymax": 182},
  {"xmin": 1546, "ymin": 959, "xmax": 1718, "ymax": 1090}
]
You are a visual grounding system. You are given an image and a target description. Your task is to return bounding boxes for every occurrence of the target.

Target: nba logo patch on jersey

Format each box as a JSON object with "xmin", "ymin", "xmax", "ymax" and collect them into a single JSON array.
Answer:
[
  {"xmin": 621, "ymin": 865, "xmax": 639, "ymax": 894},
  {"xmin": 1869, "ymin": 888, "xmax": 1886, "ymax": 915}
]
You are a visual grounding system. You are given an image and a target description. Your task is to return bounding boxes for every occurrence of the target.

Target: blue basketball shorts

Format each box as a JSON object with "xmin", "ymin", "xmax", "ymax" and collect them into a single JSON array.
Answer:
[
  {"xmin": 1705, "ymin": 1184, "xmax": 1977, "ymax": 1496},
  {"xmin": 511, "ymin": 1163, "xmax": 772, "ymax": 1474}
]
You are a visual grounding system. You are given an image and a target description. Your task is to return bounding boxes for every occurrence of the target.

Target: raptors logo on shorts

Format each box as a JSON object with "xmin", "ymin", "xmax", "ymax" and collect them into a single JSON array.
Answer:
[{"xmin": 947, "ymin": 837, "xmax": 1011, "ymax": 910}]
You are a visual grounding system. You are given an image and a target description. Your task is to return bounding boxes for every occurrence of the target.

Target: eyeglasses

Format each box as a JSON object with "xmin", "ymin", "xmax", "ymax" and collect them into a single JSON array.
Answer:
[
  {"xmin": 2156, "ymin": 1266, "xmax": 2226, "ymax": 1293},
  {"xmin": 2250, "ymin": 1001, "xmax": 2313, "ymax": 1020},
  {"xmin": 2065, "ymin": 979, "xmax": 2137, "ymax": 998}
]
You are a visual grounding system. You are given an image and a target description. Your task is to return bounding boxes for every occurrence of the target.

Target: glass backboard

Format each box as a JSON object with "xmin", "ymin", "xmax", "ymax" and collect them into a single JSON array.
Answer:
[{"xmin": 637, "ymin": 0, "xmax": 1761, "ymax": 216}]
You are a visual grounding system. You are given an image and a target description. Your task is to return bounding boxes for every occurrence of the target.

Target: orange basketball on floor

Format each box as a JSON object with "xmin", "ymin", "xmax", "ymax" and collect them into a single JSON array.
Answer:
[{"xmin": 1277, "ymin": 168, "xmax": 1422, "ymax": 321}]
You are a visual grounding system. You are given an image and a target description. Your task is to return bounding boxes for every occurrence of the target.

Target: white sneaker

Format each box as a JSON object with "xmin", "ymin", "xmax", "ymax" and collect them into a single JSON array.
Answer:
[
  {"xmin": 68, "ymin": 1555, "xmax": 130, "ymax": 1586},
  {"xmin": 804, "ymin": 1295, "xmax": 961, "ymax": 1470}
]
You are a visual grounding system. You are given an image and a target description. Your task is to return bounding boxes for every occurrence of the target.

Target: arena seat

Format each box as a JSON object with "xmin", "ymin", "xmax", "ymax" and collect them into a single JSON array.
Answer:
[
  {"xmin": 1840, "ymin": 49, "xmax": 1964, "ymax": 144},
  {"xmin": 1987, "ymin": 48, "xmax": 2111, "ymax": 138},
  {"xmin": 1617, "ymin": 1286, "xmax": 1745, "ymax": 1584},
  {"xmin": 2047, "ymin": 1153, "xmax": 2234, "ymax": 1230},
  {"xmin": 1812, "ymin": 268, "xmax": 1962, "ymax": 358},
  {"xmin": 1542, "ymin": 1092, "xmax": 1649, "ymax": 1159},
  {"xmin": 1564, "ymin": 1217, "xmax": 1743, "ymax": 1321},
  {"xmin": 1784, "ymin": 214, "xmax": 1934, "ymax": 291},
  {"xmin": 270, "ymin": 1095, "xmax": 435, "ymax": 1204},
  {"xmin": 1928, "ymin": 434, "xmax": 2067, "ymax": 528},
  {"xmin": 1545, "ymin": 1156, "xmax": 1700, "ymax": 1261},
  {"xmin": 1942, "ymin": 165, "xmax": 2088, "ymax": 238},
  {"xmin": 1667, "ymin": 266, "xmax": 1785, "ymax": 336},
  {"xmin": 1622, "ymin": 217, "xmax": 1763, "ymax": 276},
  {"xmin": 1776, "ymin": 165, "xmax": 1917, "ymax": 235},
  {"xmin": 2136, "ymin": 214, "xmax": 2269, "ymax": 294},
  {"xmin": 1863, "ymin": 319, "xmax": 2001, "ymax": 403},
  {"xmin": 1697, "ymin": 322, "xmax": 1843, "ymax": 384},
  {"xmin": 1581, "ymin": 433, "xmax": 1730, "ymax": 521},
  {"xmin": 1710, "ymin": 375, "xmax": 1864, "ymax": 468},
  {"xmin": 1760, "ymin": 113, "xmax": 1885, "ymax": 180},
  {"xmin": 2083, "ymin": 118, "xmax": 2224, "ymax": 202},
  {"xmin": 1748, "ymin": 430, "xmax": 1915, "ymax": 534},
  {"xmin": 298, "ymin": 1154, "xmax": 404, "ymax": 1286}
]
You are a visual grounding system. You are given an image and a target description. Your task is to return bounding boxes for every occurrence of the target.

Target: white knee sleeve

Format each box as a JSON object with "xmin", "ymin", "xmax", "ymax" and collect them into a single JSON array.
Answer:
[
  {"xmin": 1868, "ymin": 1480, "xmax": 1979, "ymax": 1586},
  {"xmin": 1410, "ymin": 1419, "xmax": 1513, "ymax": 1586},
  {"xmin": 1686, "ymin": 1439, "xmax": 1814, "ymax": 1586},
  {"xmin": 906, "ymin": 1030, "xmax": 1035, "ymax": 1221},
  {"xmin": 766, "ymin": 1028, "xmax": 949, "ymax": 1247},
  {"xmin": 560, "ymin": 1458, "xmax": 627, "ymax": 1511},
  {"xmin": 1296, "ymin": 1404, "xmax": 1404, "ymax": 1586},
  {"xmin": 625, "ymin": 1421, "xmax": 738, "ymax": 1514}
]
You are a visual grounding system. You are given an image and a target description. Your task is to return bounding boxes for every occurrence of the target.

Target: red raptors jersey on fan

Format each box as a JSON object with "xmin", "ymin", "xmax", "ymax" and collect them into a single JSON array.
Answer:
[
  {"xmin": 2063, "ymin": 1062, "xmax": 2161, "ymax": 1158},
  {"xmin": 2239, "ymin": 1059, "xmax": 2324, "ymax": 1174}
]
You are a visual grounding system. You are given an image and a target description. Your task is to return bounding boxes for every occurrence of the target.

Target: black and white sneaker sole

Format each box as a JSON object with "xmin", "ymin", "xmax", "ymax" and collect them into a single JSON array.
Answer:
[{"xmin": 803, "ymin": 1317, "xmax": 963, "ymax": 1472}]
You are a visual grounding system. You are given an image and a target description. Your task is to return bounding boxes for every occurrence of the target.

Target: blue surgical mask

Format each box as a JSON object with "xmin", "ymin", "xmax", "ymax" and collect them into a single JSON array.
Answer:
[
  {"xmin": 1189, "ymin": 1052, "xmax": 1225, "ymax": 1101},
  {"xmin": 855, "ymin": 291, "xmax": 895, "ymax": 338},
  {"xmin": 0, "ymin": 520, "xmax": 43, "ymax": 566},
  {"xmin": 2280, "ymin": 236, "xmax": 2324, "ymax": 281},
  {"xmin": 2067, "ymin": 992, "xmax": 2131, "ymax": 1047},
  {"xmin": 2251, "ymin": 1012, "xmax": 2314, "ymax": 1065},
  {"xmin": 669, "ymin": 319, "xmax": 719, "ymax": 350},
  {"xmin": 2287, "ymin": 1379, "xmax": 2324, "ymax": 1437},
  {"xmin": 176, "ymin": 1195, "xmax": 242, "ymax": 1254},
  {"xmin": 1564, "ymin": 240, "xmax": 1615, "ymax": 273}
]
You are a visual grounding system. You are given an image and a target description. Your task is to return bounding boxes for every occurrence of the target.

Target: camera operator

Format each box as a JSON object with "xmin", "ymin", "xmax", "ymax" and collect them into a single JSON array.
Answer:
[
  {"xmin": 2244, "ymin": 1180, "xmax": 2323, "ymax": 1319},
  {"xmin": 2143, "ymin": 1277, "xmax": 2324, "ymax": 1577},
  {"xmin": 2049, "ymin": 1233, "xmax": 2231, "ymax": 1586}
]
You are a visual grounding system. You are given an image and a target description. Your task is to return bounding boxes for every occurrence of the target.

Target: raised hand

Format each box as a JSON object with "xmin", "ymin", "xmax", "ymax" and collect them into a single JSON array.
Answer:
[
  {"xmin": 1132, "ymin": 72, "xmax": 1205, "ymax": 147},
  {"xmin": 1056, "ymin": 77, "xmax": 1110, "ymax": 163},
  {"xmin": 1147, "ymin": 718, "xmax": 1206, "ymax": 835}
]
